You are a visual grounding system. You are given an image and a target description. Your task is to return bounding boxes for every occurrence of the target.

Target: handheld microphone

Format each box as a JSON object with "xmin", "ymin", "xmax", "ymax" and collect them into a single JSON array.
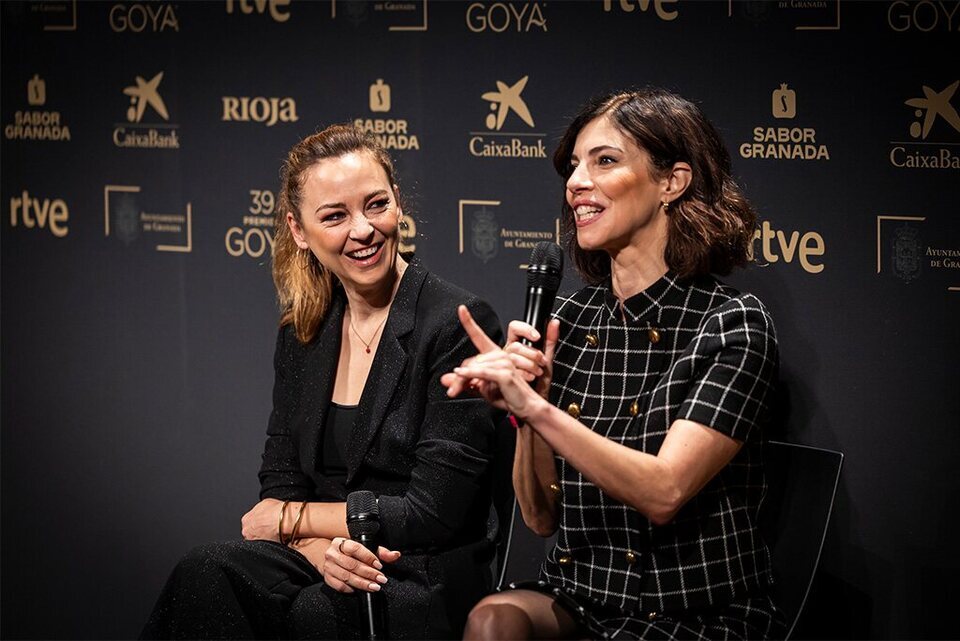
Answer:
[
  {"xmin": 346, "ymin": 490, "xmax": 382, "ymax": 640},
  {"xmin": 521, "ymin": 242, "xmax": 564, "ymax": 350}
]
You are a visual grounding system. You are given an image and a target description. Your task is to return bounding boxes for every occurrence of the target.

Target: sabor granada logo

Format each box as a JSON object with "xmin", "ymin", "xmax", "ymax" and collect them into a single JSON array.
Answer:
[
  {"xmin": 354, "ymin": 79, "xmax": 421, "ymax": 151},
  {"xmin": 738, "ymin": 83, "xmax": 830, "ymax": 161},
  {"xmin": 112, "ymin": 72, "xmax": 180, "ymax": 149},
  {"xmin": 468, "ymin": 76, "xmax": 546, "ymax": 159},
  {"xmin": 4, "ymin": 74, "xmax": 72, "ymax": 142}
]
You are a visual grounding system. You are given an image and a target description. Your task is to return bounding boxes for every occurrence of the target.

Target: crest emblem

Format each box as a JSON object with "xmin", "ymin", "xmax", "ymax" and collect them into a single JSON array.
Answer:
[
  {"xmin": 471, "ymin": 207, "xmax": 499, "ymax": 263},
  {"xmin": 892, "ymin": 224, "xmax": 922, "ymax": 283},
  {"xmin": 115, "ymin": 193, "xmax": 140, "ymax": 245}
]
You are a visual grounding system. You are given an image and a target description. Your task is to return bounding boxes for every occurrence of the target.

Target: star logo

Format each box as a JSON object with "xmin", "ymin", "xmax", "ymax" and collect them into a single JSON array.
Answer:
[
  {"xmin": 123, "ymin": 72, "xmax": 170, "ymax": 123},
  {"xmin": 482, "ymin": 76, "xmax": 535, "ymax": 131},
  {"xmin": 905, "ymin": 80, "xmax": 960, "ymax": 140}
]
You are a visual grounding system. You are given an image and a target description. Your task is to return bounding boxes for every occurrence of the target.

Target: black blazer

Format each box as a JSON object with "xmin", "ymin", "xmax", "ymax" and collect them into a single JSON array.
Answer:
[{"xmin": 258, "ymin": 259, "xmax": 503, "ymax": 638}]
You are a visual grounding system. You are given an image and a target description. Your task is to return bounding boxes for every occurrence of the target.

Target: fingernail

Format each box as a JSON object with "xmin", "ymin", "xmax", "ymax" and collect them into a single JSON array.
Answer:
[
  {"xmin": 369, "ymin": 583, "xmax": 381, "ymax": 591},
  {"xmin": 376, "ymin": 574, "xmax": 387, "ymax": 584},
  {"xmin": 374, "ymin": 560, "xmax": 383, "ymax": 570}
]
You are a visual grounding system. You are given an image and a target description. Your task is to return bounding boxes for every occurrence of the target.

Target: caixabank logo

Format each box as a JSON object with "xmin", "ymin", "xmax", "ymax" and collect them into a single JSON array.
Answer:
[
  {"xmin": 4, "ymin": 74, "xmax": 72, "ymax": 142},
  {"xmin": 353, "ymin": 79, "xmax": 421, "ymax": 151},
  {"xmin": 889, "ymin": 81, "xmax": 960, "ymax": 170},
  {"xmin": 112, "ymin": 72, "xmax": 180, "ymax": 149},
  {"xmin": 877, "ymin": 215, "xmax": 960, "ymax": 294},
  {"xmin": 458, "ymin": 198, "xmax": 557, "ymax": 266},
  {"xmin": 468, "ymin": 76, "xmax": 546, "ymax": 159},
  {"xmin": 738, "ymin": 83, "xmax": 831, "ymax": 161},
  {"xmin": 104, "ymin": 185, "xmax": 192, "ymax": 252}
]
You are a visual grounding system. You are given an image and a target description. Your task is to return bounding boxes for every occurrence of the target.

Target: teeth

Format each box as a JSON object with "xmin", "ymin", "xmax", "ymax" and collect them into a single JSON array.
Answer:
[
  {"xmin": 575, "ymin": 205, "xmax": 603, "ymax": 219},
  {"xmin": 349, "ymin": 245, "xmax": 379, "ymax": 259}
]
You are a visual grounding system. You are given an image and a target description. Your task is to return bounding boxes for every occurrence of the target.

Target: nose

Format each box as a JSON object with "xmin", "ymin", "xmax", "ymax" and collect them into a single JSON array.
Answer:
[
  {"xmin": 348, "ymin": 212, "xmax": 375, "ymax": 241},
  {"xmin": 566, "ymin": 163, "xmax": 592, "ymax": 193}
]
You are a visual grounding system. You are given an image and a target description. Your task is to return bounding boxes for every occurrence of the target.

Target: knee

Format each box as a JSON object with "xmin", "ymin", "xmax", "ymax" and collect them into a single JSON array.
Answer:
[
  {"xmin": 464, "ymin": 599, "xmax": 531, "ymax": 641},
  {"xmin": 174, "ymin": 541, "xmax": 243, "ymax": 578}
]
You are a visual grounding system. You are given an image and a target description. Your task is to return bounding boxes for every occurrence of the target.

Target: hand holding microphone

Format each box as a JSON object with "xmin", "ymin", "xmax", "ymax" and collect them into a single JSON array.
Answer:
[
  {"xmin": 322, "ymin": 491, "xmax": 400, "ymax": 640},
  {"xmin": 441, "ymin": 242, "xmax": 563, "ymax": 417}
]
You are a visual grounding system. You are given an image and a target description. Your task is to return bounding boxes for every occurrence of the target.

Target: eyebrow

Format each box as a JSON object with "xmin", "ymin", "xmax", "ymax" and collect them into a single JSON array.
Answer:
[
  {"xmin": 314, "ymin": 189, "xmax": 390, "ymax": 214},
  {"xmin": 571, "ymin": 144, "xmax": 624, "ymax": 160}
]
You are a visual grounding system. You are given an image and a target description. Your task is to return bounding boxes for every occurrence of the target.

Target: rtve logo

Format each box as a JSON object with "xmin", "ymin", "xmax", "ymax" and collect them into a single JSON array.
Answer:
[
  {"xmin": 221, "ymin": 96, "xmax": 299, "ymax": 127},
  {"xmin": 602, "ymin": 0, "xmax": 678, "ymax": 21},
  {"xmin": 109, "ymin": 3, "xmax": 179, "ymax": 32},
  {"xmin": 225, "ymin": 0, "xmax": 291, "ymax": 23},
  {"xmin": 9, "ymin": 190, "xmax": 69, "ymax": 238}
]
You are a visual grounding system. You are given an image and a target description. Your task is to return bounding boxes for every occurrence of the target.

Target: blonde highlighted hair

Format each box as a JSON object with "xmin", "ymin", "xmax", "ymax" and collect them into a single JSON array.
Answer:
[{"xmin": 273, "ymin": 124, "xmax": 398, "ymax": 343}]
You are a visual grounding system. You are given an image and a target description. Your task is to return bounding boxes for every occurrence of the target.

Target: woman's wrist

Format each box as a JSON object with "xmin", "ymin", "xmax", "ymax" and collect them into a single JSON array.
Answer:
[{"xmin": 519, "ymin": 396, "xmax": 551, "ymax": 428}]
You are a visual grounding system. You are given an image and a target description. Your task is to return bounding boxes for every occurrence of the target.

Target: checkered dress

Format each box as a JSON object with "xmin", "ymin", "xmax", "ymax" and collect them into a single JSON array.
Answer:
[{"xmin": 539, "ymin": 273, "xmax": 782, "ymax": 638}]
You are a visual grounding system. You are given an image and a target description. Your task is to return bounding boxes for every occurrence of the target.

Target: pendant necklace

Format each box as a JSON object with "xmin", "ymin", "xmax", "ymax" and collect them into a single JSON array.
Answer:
[{"xmin": 349, "ymin": 313, "xmax": 389, "ymax": 354}]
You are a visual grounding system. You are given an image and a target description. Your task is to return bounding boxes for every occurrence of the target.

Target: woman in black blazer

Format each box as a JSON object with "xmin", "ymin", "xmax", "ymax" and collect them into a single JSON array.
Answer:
[{"xmin": 142, "ymin": 124, "xmax": 502, "ymax": 639}]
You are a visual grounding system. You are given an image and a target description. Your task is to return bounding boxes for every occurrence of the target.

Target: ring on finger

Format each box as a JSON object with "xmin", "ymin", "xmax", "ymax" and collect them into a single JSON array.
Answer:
[{"xmin": 338, "ymin": 539, "xmax": 347, "ymax": 554}]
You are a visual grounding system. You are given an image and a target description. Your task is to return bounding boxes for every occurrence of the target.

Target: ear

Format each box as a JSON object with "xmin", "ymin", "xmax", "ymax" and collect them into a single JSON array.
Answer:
[
  {"xmin": 286, "ymin": 211, "xmax": 309, "ymax": 249},
  {"xmin": 393, "ymin": 184, "xmax": 404, "ymax": 220},
  {"xmin": 661, "ymin": 161, "xmax": 692, "ymax": 204}
]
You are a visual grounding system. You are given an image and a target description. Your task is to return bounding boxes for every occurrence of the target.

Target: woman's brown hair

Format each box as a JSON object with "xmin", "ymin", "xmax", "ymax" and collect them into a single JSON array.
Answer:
[
  {"xmin": 273, "ymin": 124, "xmax": 398, "ymax": 343},
  {"xmin": 553, "ymin": 88, "xmax": 756, "ymax": 284}
]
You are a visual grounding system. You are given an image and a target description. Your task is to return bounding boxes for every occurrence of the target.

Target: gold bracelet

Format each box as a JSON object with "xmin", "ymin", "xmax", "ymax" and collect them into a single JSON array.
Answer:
[
  {"xmin": 277, "ymin": 500, "xmax": 291, "ymax": 544},
  {"xmin": 288, "ymin": 501, "xmax": 308, "ymax": 546}
]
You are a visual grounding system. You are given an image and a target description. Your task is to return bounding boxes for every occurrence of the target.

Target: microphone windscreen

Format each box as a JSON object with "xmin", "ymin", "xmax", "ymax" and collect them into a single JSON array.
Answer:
[
  {"xmin": 526, "ymin": 241, "xmax": 564, "ymax": 291},
  {"xmin": 346, "ymin": 490, "xmax": 381, "ymax": 539}
]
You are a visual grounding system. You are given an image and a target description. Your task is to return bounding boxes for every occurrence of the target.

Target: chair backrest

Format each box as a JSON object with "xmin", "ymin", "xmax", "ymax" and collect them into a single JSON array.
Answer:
[
  {"xmin": 760, "ymin": 440, "xmax": 844, "ymax": 640},
  {"xmin": 488, "ymin": 413, "xmax": 518, "ymax": 586},
  {"xmin": 494, "ymin": 497, "xmax": 556, "ymax": 590}
]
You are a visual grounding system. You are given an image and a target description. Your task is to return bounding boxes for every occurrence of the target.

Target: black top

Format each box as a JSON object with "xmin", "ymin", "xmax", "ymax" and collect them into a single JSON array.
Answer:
[{"xmin": 322, "ymin": 402, "xmax": 355, "ymax": 487}]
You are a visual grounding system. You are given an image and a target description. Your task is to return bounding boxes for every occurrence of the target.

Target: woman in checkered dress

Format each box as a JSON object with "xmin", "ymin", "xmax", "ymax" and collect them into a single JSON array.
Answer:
[{"xmin": 443, "ymin": 88, "xmax": 785, "ymax": 640}]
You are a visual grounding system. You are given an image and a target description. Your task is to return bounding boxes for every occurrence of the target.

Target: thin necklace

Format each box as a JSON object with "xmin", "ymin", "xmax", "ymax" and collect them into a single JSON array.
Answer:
[{"xmin": 349, "ymin": 313, "xmax": 388, "ymax": 354}]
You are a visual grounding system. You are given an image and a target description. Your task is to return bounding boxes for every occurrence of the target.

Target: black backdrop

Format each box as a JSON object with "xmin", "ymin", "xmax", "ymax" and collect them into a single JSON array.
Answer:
[{"xmin": 2, "ymin": 1, "xmax": 958, "ymax": 638}]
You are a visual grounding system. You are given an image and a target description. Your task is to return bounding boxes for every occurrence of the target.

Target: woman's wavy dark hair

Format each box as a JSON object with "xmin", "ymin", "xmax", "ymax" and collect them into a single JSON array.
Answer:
[{"xmin": 553, "ymin": 88, "xmax": 756, "ymax": 284}]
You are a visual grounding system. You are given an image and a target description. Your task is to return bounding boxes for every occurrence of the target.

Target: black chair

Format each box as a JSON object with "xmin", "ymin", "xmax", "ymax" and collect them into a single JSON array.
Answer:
[
  {"xmin": 494, "ymin": 497, "xmax": 556, "ymax": 589},
  {"xmin": 760, "ymin": 440, "xmax": 844, "ymax": 639}
]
